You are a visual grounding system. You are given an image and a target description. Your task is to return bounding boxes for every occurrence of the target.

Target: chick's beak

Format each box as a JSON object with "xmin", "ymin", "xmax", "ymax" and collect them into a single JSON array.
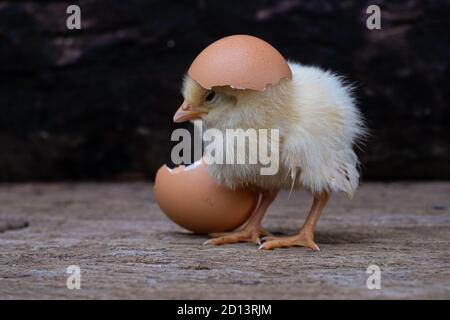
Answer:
[{"xmin": 173, "ymin": 100, "xmax": 205, "ymax": 123}]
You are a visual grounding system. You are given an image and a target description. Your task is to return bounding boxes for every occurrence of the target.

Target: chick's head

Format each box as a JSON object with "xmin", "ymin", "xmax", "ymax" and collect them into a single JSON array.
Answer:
[
  {"xmin": 174, "ymin": 76, "xmax": 236, "ymax": 126},
  {"xmin": 174, "ymin": 75, "xmax": 294, "ymax": 130}
]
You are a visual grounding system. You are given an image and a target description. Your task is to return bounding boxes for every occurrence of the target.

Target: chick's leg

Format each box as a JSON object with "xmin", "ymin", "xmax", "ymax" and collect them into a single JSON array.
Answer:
[
  {"xmin": 203, "ymin": 191, "xmax": 277, "ymax": 246},
  {"xmin": 259, "ymin": 192, "xmax": 330, "ymax": 251}
]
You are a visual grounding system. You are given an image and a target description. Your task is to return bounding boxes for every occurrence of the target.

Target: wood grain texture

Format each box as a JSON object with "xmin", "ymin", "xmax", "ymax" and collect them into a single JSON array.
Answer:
[{"xmin": 0, "ymin": 182, "xmax": 449, "ymax": 299}]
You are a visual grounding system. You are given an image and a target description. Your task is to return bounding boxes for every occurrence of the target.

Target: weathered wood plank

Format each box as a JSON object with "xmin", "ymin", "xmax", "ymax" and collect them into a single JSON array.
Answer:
[{"xmin": 0, "ymin": 182, "xmax": 449, "ymax": 299}]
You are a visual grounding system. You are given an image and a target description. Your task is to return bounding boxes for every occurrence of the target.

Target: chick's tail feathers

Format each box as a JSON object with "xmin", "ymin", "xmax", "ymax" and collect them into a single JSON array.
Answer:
[{"xmin": 282, "ymin": 62, "xmax": 366, "ymax": 198}]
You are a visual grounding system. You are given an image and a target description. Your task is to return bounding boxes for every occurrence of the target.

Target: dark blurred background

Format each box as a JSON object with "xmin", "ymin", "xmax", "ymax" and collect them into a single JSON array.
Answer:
[{"xmin": 0, "ymin": 0, "xmax": 449, "ymax": 182}]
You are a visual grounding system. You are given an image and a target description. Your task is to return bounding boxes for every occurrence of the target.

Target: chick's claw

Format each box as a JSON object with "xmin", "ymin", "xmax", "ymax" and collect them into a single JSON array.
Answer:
[
  {"xmin": 203, "ymin": 227, "xmax": 271, "ymax": 246},
  {"xmin": 259, "ymin": 234, "xmax": 320, "ymax": 251}
]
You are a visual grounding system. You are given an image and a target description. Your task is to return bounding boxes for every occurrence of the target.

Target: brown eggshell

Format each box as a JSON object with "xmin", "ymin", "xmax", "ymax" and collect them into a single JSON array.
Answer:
[
  {"xmin": 188, "ymin": 35, "xmax": 292, "ymax": 91},
  {"xmin": 154, "ymin": 160, "xmax": 258, "ymax": 234}
]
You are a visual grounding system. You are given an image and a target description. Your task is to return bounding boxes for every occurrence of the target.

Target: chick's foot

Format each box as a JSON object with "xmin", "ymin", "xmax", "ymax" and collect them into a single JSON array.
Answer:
[
  {"xmin": 259, "ymin": 231, "xmax": 320, "ymax": 251},
  {"xmin": 203, "ymin": 226, "xmax": 271, "ymax": 246}
]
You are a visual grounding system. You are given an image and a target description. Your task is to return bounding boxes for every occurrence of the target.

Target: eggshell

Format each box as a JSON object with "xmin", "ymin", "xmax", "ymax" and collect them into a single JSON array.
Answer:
[
  {"xmin": 188, "ymin": 35, "xmax": 292, "ymax": 91},
  {"xmin": 154, "ymin": 160, "xmax": 258, "ymax": 234}
]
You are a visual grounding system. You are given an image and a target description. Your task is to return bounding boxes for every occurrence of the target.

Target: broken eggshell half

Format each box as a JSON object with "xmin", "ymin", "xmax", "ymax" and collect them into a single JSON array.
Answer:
[
  {"xmin": 154, "ymin": 159, "xmax": 258, "ymax": 234},
  {"xmin": 188, "ymin": 34, "xmax": 292, "ymax": 91}
]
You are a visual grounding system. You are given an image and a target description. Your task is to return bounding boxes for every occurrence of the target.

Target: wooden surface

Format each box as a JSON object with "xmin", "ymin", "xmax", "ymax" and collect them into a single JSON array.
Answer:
[{"xmin": 0, "ymin": 182, "xmax": 449, "ymax": 299}]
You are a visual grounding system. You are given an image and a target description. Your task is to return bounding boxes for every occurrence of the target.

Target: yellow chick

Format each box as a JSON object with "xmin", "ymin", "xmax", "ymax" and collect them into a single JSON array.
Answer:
[{"xmin": 174, "ymin": 61, "xmax": 365, "ymax": 251}]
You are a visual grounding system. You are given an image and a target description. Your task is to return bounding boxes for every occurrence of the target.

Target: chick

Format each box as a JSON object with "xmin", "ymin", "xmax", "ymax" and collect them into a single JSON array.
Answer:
[{"xmin": 173, "ymin": 62, "xmax": 366, "ymax": 250}]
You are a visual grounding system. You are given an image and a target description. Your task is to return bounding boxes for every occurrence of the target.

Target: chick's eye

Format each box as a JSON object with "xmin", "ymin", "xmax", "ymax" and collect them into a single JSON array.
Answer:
[{"xmin": 204, "ymin": 91, "xmax": 217, "ymax": 103}]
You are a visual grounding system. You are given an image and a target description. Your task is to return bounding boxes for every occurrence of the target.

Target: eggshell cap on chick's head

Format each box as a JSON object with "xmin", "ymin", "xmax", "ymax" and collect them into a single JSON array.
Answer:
[{"xmin": 188, "ymin": 35, "xmax": 292, "ymax": 91}]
